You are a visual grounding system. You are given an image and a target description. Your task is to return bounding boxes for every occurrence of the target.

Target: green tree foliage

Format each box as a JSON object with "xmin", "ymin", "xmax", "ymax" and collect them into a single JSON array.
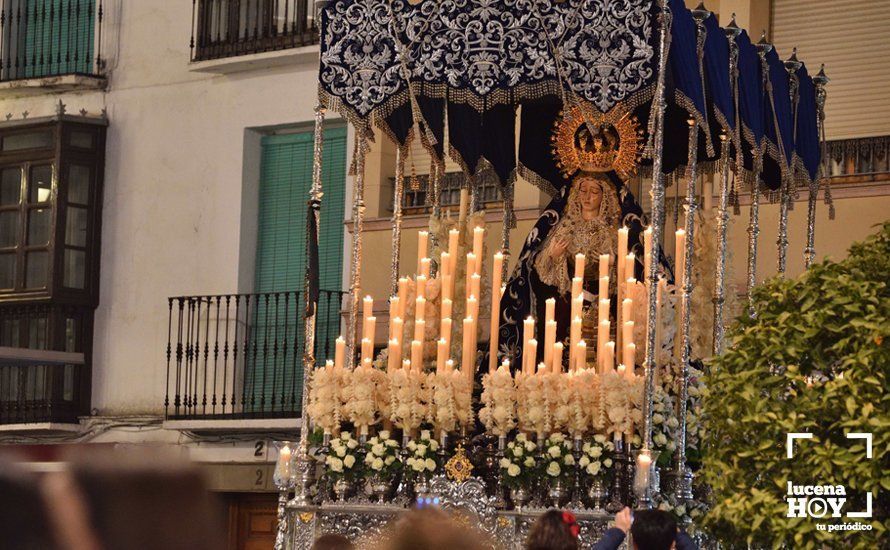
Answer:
[{"xmin": 701, "ymin": 223, "xmax": 889, "ymax": 549}]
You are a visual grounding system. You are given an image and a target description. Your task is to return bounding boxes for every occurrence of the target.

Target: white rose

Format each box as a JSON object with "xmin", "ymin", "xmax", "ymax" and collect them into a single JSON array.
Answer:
[
  {"xmin": 420, "ymin": 429, "xmax": 431, "ymax": 440},
  {"xmin": 579, "ymin": 456, "xmax": 590, "ymax": 467},
  {"xmin": 379, "ymin": 430, "xmax": 391, "ymax": 440},
  {"xmin": 589, "ymin": 446, "xmax": 602, "ymax": 458},
  {"xmin": 385, "ymin": 456, "xmax": 395, "ymax": 466},
  {"xmin": 563, "ymin": 454, "xmax": 575, "ymax": 466},
  {"xmin": 372, "ymin": 444, "xmax": 385, "ymax": 456},
  {"xmin": 407, "ymin": 441, "xmax": 417, "ymax": 451},
  {"xmin": 327, "ymin": 457, "xmax": 344, "ymax": 472},
  {"xmin": 550, "ymin": 433, "xmax": 565, "ymax": 443},
  {"xmin": 582, "ymin": 442, "xmax": 591, "ymax": 453},
  {"xmin": 548, "ymin": 446, "xmax": 561, "ymax": 458},
  {"xmin": 546, "ymin": 461, "xmax": 561, "ymax": 477},
  {"xmin": 516, "ymin": 433, "xmax": 527, "ymax": 443},
  {"xmin": 594, "ymin": 434, "xmax": 606, "ymax": 444},
  {"xmin": 507, "ymin": 464, "xmax": 521, "ymax": 477},
  {"xmin": 341, "ymin": 432, "xmax": 352, "ymax": 440},
  {"xmin": 424, "ymin": 458, "xmax": 436, "ymax": 471},
  {"xmin": 411, "ymin": 460, "xmax": 424, "ymax": 472},
  {"xmin": 417, "ymin": 444, "xmax": 427, "ymax": 457},
  {"xmin": 525, "ymin": 441, "xmax": 536, "ymax": 452},
  {"xmin": 586, "ymin": 461, "xmax": 601, "ymax": 475},
  {"xmin": 335, "ymin": 446, "xmax": 347, "ymax": 458},
  {"xmin": 429, "ymin": 440, "xmax": 439, "ymax": 451},
  {"xmin": 385, "ymin": 439, "xmax": 398, "ymax": 447},
  {"xmin": 372, "ymin": 458, "xmax": 384, "ymax": 471},
  {"xmin": 603, "ymin": 458, "xmax": 613, "ymax": 468},
  {"xmin": 524, "ymin": 457, "xmax": 535, "ymax": 467},
  {"xmin": 513, "ymin": 447, "xmax": 523, "ymax": 458},
  {"xmin": 347, "ymin": 440, "xmax": 358, "ymax": 450},
  {"xmin": 676, "ymin": 505, "xmax": 686, "ymax": 516},
  {"xmin": 343, "ymin": 455, "xmax": 356, "ymax": 469},
  {"xmin": 499, "ymin": 458, "xmax": 512, "ymax": 469}
]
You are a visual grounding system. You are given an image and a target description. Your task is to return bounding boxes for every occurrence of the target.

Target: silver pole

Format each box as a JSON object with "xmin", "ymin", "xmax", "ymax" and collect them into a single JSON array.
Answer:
[{"xmin": 390, "ymin": 147, "xmax": 405, "ymax": 295}]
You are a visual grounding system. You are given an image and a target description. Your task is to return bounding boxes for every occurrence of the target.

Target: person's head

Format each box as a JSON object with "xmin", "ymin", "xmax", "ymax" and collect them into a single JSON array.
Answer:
[
  {"xmin": 381, "ymin": 507, "xmax": 489, "ymax": 550},
  {"xmin": 630, "ymin": 509, "xmax": 677, "ymax": 550},
  {"xmin": 576, "ymin": 175, "xmax": 605, "ymax": 214},
  {"xmin": 525, "ymin": 509, "xmax": 580, "ymax": 550},
  {"xmin": 311, "ymin": 533, "xmax": 354, "ymax": 550}
]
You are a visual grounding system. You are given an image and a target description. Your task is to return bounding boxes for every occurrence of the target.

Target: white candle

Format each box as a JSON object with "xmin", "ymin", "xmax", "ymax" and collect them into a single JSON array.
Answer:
[
  {"xmin": 465, "ymin": 252, "xmax": 477, "ymax": 294},
  {"xmin": 391, "ymin": 317, "xmax": 403, "ymax": 353},
  {"xmin": 635, "ymin": 452, "xmax": 653, "ymax": 495},
  {"xmin": 622, "ymin": 299, "xmax": 634, "ymax": 330},
  {"xmin": 599, "ymin": 254, "xmax": 610, "ymax": 279},
  {"xmin": 575, "ymin": 340, "xmax": 587, "ymax": 371},
  {"xmin": 623, "ymin": 321, "xmax": 635, "ymax": 350},
  {"xmin": 643, "ymin": 227, "xmax": 653, "ymax": 284},
  {"xmin": 552, "ymin": 342, "xmax": 564, "ymax": 374},
  {"xmin": 598, "ymin": 320, "xmax": 610, "ymax": 372},
  {"xmin": 623, "ymin": 343, "xmax": 636, "ymax": 373},
  {"xmin": 414, "ymin": 317, "xmax": 426, "ymax": 345},
  {"xmin": 489, "ymin": 252, "xmax": 504, "ymax": 373},
  {"xmin": 618, "ymin": 228, "xmax": 629, "ymax": 281},
  {"xmin": 441, "ymin": 274, "xmax": 453, "ymax": 302},
  {"xmin": 462, "ymin": 317, "xmax": 475, "ymax": 376},
  {"xmin": 448, "ymin": 229, "xmax": 460, "ymax": 276},
  {"xmin": 458, "ymin": 189, "xmax": 469, "ymax": 223},
  {"xmin": 472, "ymin": 226, "xmax": 485, "ymax": 261},
  {"xmin": 467, "ymin": 295, "xmax": 479, "ymax": 323},
  {"xmin": 440, "ymin": 251, "xmax": 451, "ymax": 278},
  {"xmin": 420, "ymin": 257, "xmax": 431, "ymax": 279},
  {"xmin": 604, "ymin": 341, "xmax": 615, "ymax": 372},
  {"xmin": 402, "ymin": 359, "xmax": 411, "ymax": 371},
  {"xmin": 388, "ymin": 338, "xmax": 400, "ymax": 371},
  {"xmin": 440, "ymin": 317, "xmax": 452, "ymax": 350},
  {"xmin": 526, "ymin": 339, "xmax": 538, "ymax": 375},
  {"xmin": 624, "ymin": 254, "xmax": 636, "ymax": 285},
  {"xmin": 334, "ymin": 336, "xmax": 346, "ymax": 370},
  {"xmin": 360, "ymin": 337, "xmax": 372, "ymax": 365},
  {"xmin": 436, "ymin": 338, "xmax": 448, "ymax": 373},
  {"xmin": 441, "ymin": 298, "xmax": 453, "ymax": 323},
  {"xmin": 537, "ymin": 361, "xmax": 548, "ymax": 376},
  {"xmin": 569, "ymin": 316, "xmax": 582, "ymax": 367},
  {"xmin": 523, "ymin": 315, "xmax": 535, "ymax": 358},
  {"xmin": 675, "ymin": 229, "xmax": 686, "ymax": 288},
  {"xmin": 571, "ymin": 277, "xmax": 583, "ymax": 300},
  {"xmin": 363, "ymin": 295, "xmax": 373, "ymax": 320},
  {"xmin": 398, "ymin": 278, "xmax": 409, "ymax": 320},
  {"xmin": 616, "ymin": 364, "xmax": 626, "ymax": 377},
  {"xmin": 446, "ymin": 359, "xmax": 455, "ymax": 373},
  {"xmin": 544, "ymin": 320, "xmax": 557, "ymax": 370},
  {"xmin": 598, "ymin": 298, "xmax": 610, "ymax": 324},
  {"xmin": 416, "ymin": 275, "xmax": 427, "ymax": 302},
  {"xmin": 417, "ymin": 231, "xmax": 429, "ymax": 273},
  {"xmin": 470, "ymin": 273, "xmax": 481, "ymax": 302},
  {"xmin": 276, "ymin": 444, "xmax": 292, "ymax": 482},
  {"xmin": 388, "ymin": 297, "xmax": 400, "ymax": 340},
  {"xmin": 598, "ymin": 275, "xmax": 609, "ymax": 298},
  {"xmin": 574, "ymin": 253, "xmax": 586, "ymax": 280},
  {"xmin": 411, "ymin": 340, "xmax": 423, "ymax": 371}
]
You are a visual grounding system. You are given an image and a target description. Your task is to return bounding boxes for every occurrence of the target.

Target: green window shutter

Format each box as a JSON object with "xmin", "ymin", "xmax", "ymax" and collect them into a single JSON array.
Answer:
[
  {"xmin": 23, "ymin": 0, "xmax": 96, "ymax": 78},
  {"xmin": 247, "ymin": 127, "xmax": 346, "ymax": 414}
]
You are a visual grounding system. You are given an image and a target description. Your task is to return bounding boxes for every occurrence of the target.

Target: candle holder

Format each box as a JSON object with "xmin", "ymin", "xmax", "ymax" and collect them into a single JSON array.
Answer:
[
  {"xmin": 396, "ymin": 432, "xmax": 413, "ymax": 503},
  {"xmin": 632, "ymin": 448, "xmax": 661, "ymax": 509},
  {"xmin": 493, "ymin": 434, "xmax": 507, "ymax": 508},
  {"xmin": 606, "ymin": 437, "xmax": 626, "ymax": 513},
  {"xmin": 568, "ymin": 436, "xmax": 585, "ymax": 510}
]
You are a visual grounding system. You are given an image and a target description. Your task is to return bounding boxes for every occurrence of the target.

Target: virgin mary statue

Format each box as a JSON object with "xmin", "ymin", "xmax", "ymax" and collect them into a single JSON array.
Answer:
[{"xmin": 491, "ymin": 106, "xmax": 653, "ymax": 372}]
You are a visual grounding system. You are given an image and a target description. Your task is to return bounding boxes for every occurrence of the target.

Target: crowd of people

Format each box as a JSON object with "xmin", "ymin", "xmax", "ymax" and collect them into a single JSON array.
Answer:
[{"xmin": 311, "ymin": 506, "xmax": 697, "ymax": 550}]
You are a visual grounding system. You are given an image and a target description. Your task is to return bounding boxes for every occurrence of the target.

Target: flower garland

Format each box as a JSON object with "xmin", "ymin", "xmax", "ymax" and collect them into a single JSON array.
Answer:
[
  {"xmin": 345, "ymin": 367, "xmax": 379, "ymax": 432},
  {"xmin": 307, "ymin": 363, "xmax": 341, "ymax": 435},
  {"xmin": 430, "ymin": 371, "xmax": 458, "ymax": 434},
  {"xmin": 516, "ymin": 373, "xmax": 549, "ymax": 436},
  {"xmin": 479, "ymin": 367, "xmax": 517, "ymax": 436},
  {"xmin": 388, "ymin": 368, "xmax": 427, "ymax": 432}
]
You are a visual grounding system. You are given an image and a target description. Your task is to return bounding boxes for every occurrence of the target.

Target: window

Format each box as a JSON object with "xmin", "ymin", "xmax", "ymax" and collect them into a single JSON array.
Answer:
[
  {"xmin": 401, "ymin": 168, "xmax": 503, "ymax": 213},
  {"xmin": 245, "ymin": 126, "xmax": 346, "ymax": 410},
  {"xmin": 0, "ymin": 0, "xmax": 100, "ymax": 82},
  {"xmin": 0, "ymin": 120, "xmax": 105, "ymax": 302},
  {"xmin": 191, "ymin": 0, "xmax": 319, "ymax": 62}
]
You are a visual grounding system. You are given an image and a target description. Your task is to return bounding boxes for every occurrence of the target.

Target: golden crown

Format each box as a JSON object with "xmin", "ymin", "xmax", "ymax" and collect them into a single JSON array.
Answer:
[{"xmin": 551, "ymin": 103, "xmax": 643, "ymax": 181}]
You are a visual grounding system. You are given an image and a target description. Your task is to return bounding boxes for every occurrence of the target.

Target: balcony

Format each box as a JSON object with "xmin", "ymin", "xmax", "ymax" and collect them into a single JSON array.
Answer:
[
  {"xmin": 0, "ymin": 303, "xmax": 91, "ymax": 426},
  {"xmin": 0, "ymin": 0, "xmax": 106, "ymax": 93},
  {"xmin": 164, "ymin": 289, "xmax": 345, "ymax": 421},
  {"xmin": 189, "ymin": 0, "xmax": 319, "ymax": 63},
  {"xmin": 827, "ymin": 135, "xmax": 890, "ymax": 184}
]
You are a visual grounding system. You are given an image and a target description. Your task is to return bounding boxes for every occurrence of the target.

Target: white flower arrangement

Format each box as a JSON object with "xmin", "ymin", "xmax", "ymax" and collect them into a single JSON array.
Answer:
[
  {"xmin": 307, "ymin": 362, "xmax": 341, "ymax": 435},
  {"xmin": 326, "ymin": 431, "xmax": 361, "ymax": 480},
  {"xmin": 579, "ymin": 434, "xmax": 616, "ymax": 480},
  {"xmin": 404, "ymin": 429, "xmax": 440, "ymax": 478},
  {"xmin": 388, "ymin": 368, "xmax": 427, "ymax": 432},
  {"xmin": 649, "ymin": 378, "xmax": 678, "ymax": 459},
  {"xmin": 573, "ymin": 369, "xmax": 600, "ymax": 434},
  {"xmin": 479, "ymin": 366, "xmax": 517, "ymax": 436},
  {"xmin": 430, "ymin": 371, "xmax": 458, "ymax": 434},
  {"xmin": 544, "ymin": 372, "xmax": 572, "ymax": 435},
  {"xmin": 345, "ymin": 366, "xmax": 380, "ymax": 432},
  {"xmin": 363, "ymin": 430, "xmax": 401, "ymax": 479},
  {"xmin": 499, "ymin": 433, "xmax": 538, "ymax": 489},
  {"xmin": 516, "ymin": 373, "xmax": 549, "ymax": 436},
  {"xmin": 601, "ymin": 371, "xmax": 634, "ymax": 439},
  {"xmin": 541, "ymin": 432, "xmax": 574, "ymax": 481}
]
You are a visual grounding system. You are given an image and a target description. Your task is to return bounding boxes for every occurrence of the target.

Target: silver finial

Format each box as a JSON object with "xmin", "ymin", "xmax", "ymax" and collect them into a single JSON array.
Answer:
[
  {"xmin": 785, "ymin": 47, "xmax": 802, "ymax": 72},
  {"xmin": 755, "ymin": 30, "xmax": 773, "ymax": 54},
  {"xmin": 724, "ymin": 13, "xmax": 742, "ymax": 39},
  {"xmin": 691, "ymin": 2, "xmax": 711, "ymax": 22},
  {"xmin": 813, "ymin": 64, "xmax": 830, "ymax": 86}
]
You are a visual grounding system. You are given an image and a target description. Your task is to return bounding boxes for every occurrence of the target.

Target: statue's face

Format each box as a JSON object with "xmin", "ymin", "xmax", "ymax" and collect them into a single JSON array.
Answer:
[{"xmin": 577, "ymin": 178, "xmax": 603, "ymax": 214}]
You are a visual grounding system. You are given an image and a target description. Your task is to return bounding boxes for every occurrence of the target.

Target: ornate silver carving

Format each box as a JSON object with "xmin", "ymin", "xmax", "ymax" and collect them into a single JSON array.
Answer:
[
  {"xmin": 642, "ymin": 1, "xmax": 671, "ymax": 454},
  {"xmin": 429, "ymin": 476, "xmax": 499, "ymax": 535},
  {"xmin": 713, "ymin": 134, "xmax": 731, "ymax": 356},
  {"xmin": 391, "ymin": 147, "xmax": 405, "ymax": 295}
]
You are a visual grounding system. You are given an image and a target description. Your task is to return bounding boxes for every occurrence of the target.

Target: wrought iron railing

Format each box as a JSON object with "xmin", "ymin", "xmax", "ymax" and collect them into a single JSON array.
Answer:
[
  {"xmin": 190, "ymin": 0, "xmax": 319, "ymax": 62},
  {"xmin": 0, "ymin": 303, "xmax": 91, "ymax": 424},
  {"xmin": 0, "ymin": 0, "xmax": 104, "ymax": 82},
  {"xmin": 164, "ymin": 289, "xmax": 345, "ymax": 420},
  {"xmin": 827, "ymin": 135, "xmax": 890, "ymax": 183}
]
